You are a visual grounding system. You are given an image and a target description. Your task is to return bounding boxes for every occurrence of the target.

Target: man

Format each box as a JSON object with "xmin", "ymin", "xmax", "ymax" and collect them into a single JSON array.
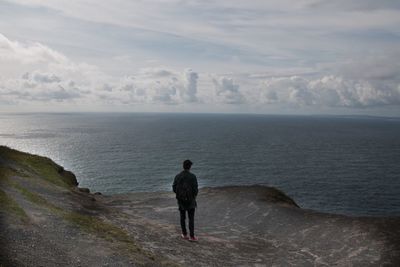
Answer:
[{"xmin": 173, "ymin": 159, "xmax": 198, "ymax": 242}]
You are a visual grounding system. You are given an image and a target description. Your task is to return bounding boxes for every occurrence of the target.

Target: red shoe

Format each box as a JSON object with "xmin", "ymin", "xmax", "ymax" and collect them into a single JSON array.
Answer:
[
  {"xmin": 181, "ymin": 234, "xmax": 189, "ymax": 240},
  {"xmin": 189, "ymin": 236, "xmax": 198, "ymax": 242}
]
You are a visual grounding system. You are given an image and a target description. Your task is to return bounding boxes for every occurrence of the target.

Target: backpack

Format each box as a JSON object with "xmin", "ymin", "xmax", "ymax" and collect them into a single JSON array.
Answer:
[{"xmin": 176, "ymin": 177, "xmax": 194, "ymax": 202}]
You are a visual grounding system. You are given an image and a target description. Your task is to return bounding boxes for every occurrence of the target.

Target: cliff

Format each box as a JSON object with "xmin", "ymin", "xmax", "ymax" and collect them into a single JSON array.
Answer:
[{"xmin": 1, "ymin": 146, "xmax": 399, "ymax": 266}]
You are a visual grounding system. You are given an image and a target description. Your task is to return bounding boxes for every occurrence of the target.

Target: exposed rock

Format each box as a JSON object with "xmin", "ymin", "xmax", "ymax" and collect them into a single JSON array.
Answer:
[
  {"xmin": 58, "ymin": 167, "xmax": 79, "ymax": 187},
  {"xmin": 94, "ymin": 192, "xmax": 102, "ymax": 195},
  {"xmin": 78, "ymin": 187, "xmax": 90, "ymax": 193}
]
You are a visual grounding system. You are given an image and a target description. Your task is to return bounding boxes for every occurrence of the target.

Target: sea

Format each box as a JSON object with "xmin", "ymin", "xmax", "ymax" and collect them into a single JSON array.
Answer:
[{"xmin": 1, "ymin": 112, "xmax": 400, "ymax": 217}]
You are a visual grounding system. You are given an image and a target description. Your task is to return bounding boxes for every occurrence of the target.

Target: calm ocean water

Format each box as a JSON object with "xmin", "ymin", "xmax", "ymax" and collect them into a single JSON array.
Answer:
[{"xmin": 1, "ymin": 113, "xmax": 400, "ymax": 216}]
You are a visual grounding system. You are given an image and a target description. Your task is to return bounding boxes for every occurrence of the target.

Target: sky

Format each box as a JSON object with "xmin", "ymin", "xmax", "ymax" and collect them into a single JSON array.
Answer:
[{"xmin": 1, "ymin": 0, "xmax": 400, "ymax": 116}]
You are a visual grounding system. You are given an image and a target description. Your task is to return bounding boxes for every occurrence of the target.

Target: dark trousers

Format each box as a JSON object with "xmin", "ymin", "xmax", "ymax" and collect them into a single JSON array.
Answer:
[{"xmin": 180, "ymin": 208, "xmax": 195, "ymax": 237}]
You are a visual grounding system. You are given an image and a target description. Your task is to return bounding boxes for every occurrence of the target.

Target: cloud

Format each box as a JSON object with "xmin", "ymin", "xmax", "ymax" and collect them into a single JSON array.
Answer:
[
  {"xmin": 1, "ymin": 33, "xmax": 400, "ymax": 114},
  {"xmin": 3, "ymin": 0, "xmax": 400, "ymax": 90},
  {"xmin": 212, "ymin": 76, "xmax": 245, "ymax": 104},
  {"xmin": 22, "ymin": 72, "xmax": 61, "ymax": 83},
  {"xmin": 96, "ymin": 67, "xmax": 199, "ymax": 105},
  {"xmin": 335, "ymin": 54, "xmax": 400, "ymax": 82},
  {"xmin": 181, "ymin": 69, "xmax": 198, "ymax": 102},
  {"xmin": 0, "ymin": 34, "xmax": 203, "ymax": 106},
  {"xmin": 0, "ymin": 33, "xmax": 101, "ymax": 103},
  {"xmin": 259, "ymin": 75, "xmax": 400, "ymax": 108},
  {"xmin": 309, "ymin": 0, "xmax": 400, "ymax": 11},
  {"xmin": 5, "ymin": 0, "xmax": 399, "ymax": 70},
  {"xmin": 0, "ymin": 33, "xmax": 68, "ymax": 65},
  {"xmin": 3, "ymin": 72, "xmax": 85, "ymax": 102}
]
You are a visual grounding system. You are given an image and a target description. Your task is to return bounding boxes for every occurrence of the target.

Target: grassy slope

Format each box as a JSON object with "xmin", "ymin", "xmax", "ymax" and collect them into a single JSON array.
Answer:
[
  {"xmin": 0, "ymin": 146, "xmax": 175, "ymax": 266},
  {"xmin": 0, "ymin": 146, "xmax": 72, "ymax": 187}
]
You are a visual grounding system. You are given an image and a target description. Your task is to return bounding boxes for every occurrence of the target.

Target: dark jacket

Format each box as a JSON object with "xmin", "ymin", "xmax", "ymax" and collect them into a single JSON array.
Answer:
[{"xmin": 173, "ymin": 170, "xmax": 198, "ymax": 210}]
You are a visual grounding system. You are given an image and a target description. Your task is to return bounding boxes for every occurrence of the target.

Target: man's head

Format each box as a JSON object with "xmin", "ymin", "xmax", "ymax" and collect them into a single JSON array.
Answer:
[{"xmin": 183, "ymin": 159, "xmax": 193, "ymax": 170}]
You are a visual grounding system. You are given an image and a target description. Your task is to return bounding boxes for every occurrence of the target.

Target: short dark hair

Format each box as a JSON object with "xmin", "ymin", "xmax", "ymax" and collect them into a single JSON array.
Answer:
[{"xmin": 183, "ymin": 160, "xmax": 193, "ymax": 170}]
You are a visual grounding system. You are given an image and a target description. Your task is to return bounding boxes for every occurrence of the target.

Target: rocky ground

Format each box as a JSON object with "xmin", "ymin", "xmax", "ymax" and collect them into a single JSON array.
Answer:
[{"xmin": 1, "ymin": 146, "xmax": 400, "ymax": 266}]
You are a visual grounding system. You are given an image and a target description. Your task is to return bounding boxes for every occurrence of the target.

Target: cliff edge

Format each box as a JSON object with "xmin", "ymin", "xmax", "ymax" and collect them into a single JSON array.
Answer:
[{"xmin": 1, "ymin": 146, "xmax": 400, "ymax": 266}]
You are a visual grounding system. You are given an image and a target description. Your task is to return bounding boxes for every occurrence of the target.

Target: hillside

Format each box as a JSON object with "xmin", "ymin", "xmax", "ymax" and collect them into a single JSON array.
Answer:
[{"xmin": 1, "ymin": 146, "xmax": 400, "ymax": 266}]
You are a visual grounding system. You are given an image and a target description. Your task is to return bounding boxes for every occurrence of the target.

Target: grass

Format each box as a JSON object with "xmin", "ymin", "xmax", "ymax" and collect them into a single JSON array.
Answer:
[
  {"xmin": 8, "ymin": 178, "xmax": 161, "ymax": 264},
  {"xmin": 0, "ymin": 146, "xmax": 178, "ymax": 266},
  {"xmin": 0, "ymin": 165, "xmax": 29, "ymax": 222},
  {"xmin": 10, "ymin": 180, "xmax": 63, "ymax": 213},
  {"xmin": 0, "ymin": 188, "xmax": 28, "ymax": 221},
  {"xmin": 63, "ymin": 212, "xmax": 142, "ymax": 251},
  {"xmin": 1, "ymin": 147, "xmax": 138, "ymax": 250},
  {"xmin": 0, "ymin": 166, "xmax": 24, "ymax": 182},
  {"xmin": 0, "ymin": 146, "xmax": 70, "ymax": 188},
  {"xmin": 0, "ymin": 167, "xmax": 12, "ymax": 182}
]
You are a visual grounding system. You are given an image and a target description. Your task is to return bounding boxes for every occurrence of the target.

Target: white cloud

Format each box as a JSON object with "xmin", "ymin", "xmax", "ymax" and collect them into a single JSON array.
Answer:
[
  {"xmin": 0, "ymin": 33, "xmax": 103, "ymax": 103},
  {"xmin": 309, "ymin": 0, "xmax": 400, "ymax": 11},
  {"xmin": 0, "ymin": 33, "xmax": 67, "ymax": 65},
  {"xmin": 105, "ymin": 68, "xmax": 199, "ymax": 105},
  {"xmin": 26, "ymin": 72, "xmax": 61, "ymax": 83},
  {"xmin": 212, "ymin": 76, "xmax": 245, "ymax": 104},
  {"xmin": 0, "ymin": 33, "xmax": 202, "ymax": 106},
  {"xmin": 1, "ymin": 33, "xmax": 400, "ymax": 114},
  {"xmin": 259, "ymin": 75, "xmax": 400, "ymax": 108},
  {"xmin": 181, "ymin": 69, "xmax": 198, "ymax": 103},
  {"xmin": 2, "ymin": 72, "xmax": 84, "ymax": 102}
]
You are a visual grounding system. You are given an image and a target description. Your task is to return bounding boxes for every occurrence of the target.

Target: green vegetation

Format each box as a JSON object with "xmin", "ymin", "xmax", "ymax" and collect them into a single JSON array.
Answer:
[
  {"xmin": 0, "ymin": 146, "xmax": 70, "ymax": 188},
  {"xmin": 0, "ymin": 146, "xmax": 178, "ymax": 266},
  {"xmin": 63, "ymin": 212, "xmax": 142, "ymax": 251},
  {"xmin": 9, "ymin": 178, "xmax": 157, "ymax": 264},
  {"xmin": 0, "ymin": 166, "xmax": 24, "ymax": 182},
  {"xmin": 61, "ymin": 210, "xmax": 180, "ymax": 266},
  {"xmin": 0, "ymin": 147, "xmax": 135, "ymax": 247},
  {"xmin": 0, "ymin": 166, "xmax": 12, "ymax": 182},
  {"xmin": 0, "ymin": 165, "xmax": 29, "ymax": 180},
  {"xmin": 10, "ymin": 180, "xmax": 64, "ymax": 213},
  {"xmin": 0, "ymin": 188, "xmax": 28, "ymax": 221}
]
